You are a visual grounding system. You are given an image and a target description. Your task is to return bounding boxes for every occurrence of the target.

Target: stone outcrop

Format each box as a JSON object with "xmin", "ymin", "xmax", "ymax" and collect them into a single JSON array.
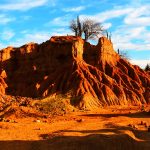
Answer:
[{"xmin": 0, "ymin": 36, "xmax": 149, "ymax": 109}]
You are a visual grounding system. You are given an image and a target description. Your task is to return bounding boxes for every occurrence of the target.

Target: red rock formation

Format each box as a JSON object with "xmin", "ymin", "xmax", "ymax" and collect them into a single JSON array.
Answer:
[{"xmin": 0, "ymin": 36, "xmax": 149, "ymax": 109}]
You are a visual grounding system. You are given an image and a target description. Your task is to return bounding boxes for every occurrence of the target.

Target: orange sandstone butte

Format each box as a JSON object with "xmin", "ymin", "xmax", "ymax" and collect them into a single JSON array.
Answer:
[{"xmin": 0, "ymin": 36, "xmax": 149, "ymax": 110}]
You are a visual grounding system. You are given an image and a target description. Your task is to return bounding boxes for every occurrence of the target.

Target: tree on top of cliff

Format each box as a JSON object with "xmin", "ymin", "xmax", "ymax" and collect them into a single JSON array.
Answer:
[
  {"xmin": 70, "ymin": 19, "xmax": 78, "ymax": 36},
  {"xmin": 69, "ymin": 16, "xmax": 103, "ymax": 41},
  {"xmin": 82, "ymin": 18, "xmax": 103, "ymax": 41},
  {"xmin": 69, "ymin": 16, "xmax": 82, "ymax": 37}
]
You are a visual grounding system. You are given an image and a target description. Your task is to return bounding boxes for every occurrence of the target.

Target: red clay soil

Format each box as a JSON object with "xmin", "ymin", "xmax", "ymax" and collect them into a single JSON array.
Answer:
[
  {"xmin": 0, "ymin": 36, "xmax": 150, "ymax": 109},
  {"xmin": 0, "ymin": 106, "xmax": 150, "ymax": 150}
]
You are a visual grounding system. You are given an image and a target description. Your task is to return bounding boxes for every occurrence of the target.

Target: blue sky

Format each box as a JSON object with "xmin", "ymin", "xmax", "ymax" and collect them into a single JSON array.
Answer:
[{"xmin": 0, "ymin": 0, "xmax": 150, "ymax": 68}]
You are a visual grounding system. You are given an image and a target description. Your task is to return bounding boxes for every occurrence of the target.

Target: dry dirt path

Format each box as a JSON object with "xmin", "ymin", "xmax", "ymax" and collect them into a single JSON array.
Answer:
[{"xmin": 0, "ymin": 106, "xmax": 150, "ymax": 150}]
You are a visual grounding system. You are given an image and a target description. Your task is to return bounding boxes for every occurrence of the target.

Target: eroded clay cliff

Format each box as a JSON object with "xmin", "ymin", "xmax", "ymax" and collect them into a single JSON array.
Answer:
[{"xmin": 0, "ymin": 36, "xmax": 149, "ymax": 109}]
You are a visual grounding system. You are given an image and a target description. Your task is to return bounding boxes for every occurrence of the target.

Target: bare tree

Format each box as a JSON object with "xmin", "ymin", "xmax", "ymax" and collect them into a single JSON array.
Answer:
[
  {"xmin": 69, "ymin": 16, "xmax": 82, "ymax": 37},
  {"xmin": 82, "ymin": 19, "xmax": 102, "ymax": 41},
  {"xmin": 69, "ymin": 19, "xmax": 78, "ymax": 36},
  {"xmin": 69, "ymin": 16, "xmax": 103, "ymax": 41},
  {"xmin": 77, "ymin": 16, "xmax": 82, "ymax": 37},
  {"xmin": 82, "ymin": 19, "xmax": 103, "ymax": 41},
  {"xmin": 104, "ymin": 30, "xmax": 112, "ymax": 41}
]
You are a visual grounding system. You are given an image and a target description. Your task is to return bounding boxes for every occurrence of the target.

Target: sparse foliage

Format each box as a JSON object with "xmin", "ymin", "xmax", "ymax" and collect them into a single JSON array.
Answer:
[
  {"xmin": 105, "ymin": 30, "xmax": 109, "ymax": 38},
  {"xmin": 33, "ymin": 94, "xmax": 75, "ymax": 116},
  {"xmin": 70, "ymin": 19, "xmax": 78, "ymax": 36},
  {"xmin": 69, "ymin": 16, "xmax": 103, "ymax": 41},
  {"xmin": 145, "ymin": 64, "xmax": 150, "ymax": 71},
  {"xmin": 104, "ymin": 30, "xmax": 112, "ymax": 41},
  {"xmin": 109, "ymin": 32, "xmax": 112, "ymax": 42},
  {"xmin": 77, "ymin": 16, "xmax": 82, "ymax": 37},
  {"xmin": 82, "ymin": 19, "xmax": 103, "ymax": 41},
  {"xmin": 119, "ymin": 50, "xmax": 130, "ymax": 60},
  {"xmin": 117, "ymin": 48, "xmax": 120, "ymax": 54}
]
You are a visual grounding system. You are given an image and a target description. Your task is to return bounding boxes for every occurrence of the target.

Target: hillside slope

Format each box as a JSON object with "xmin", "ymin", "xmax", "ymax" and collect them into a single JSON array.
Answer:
[{"xmin": 0, "ymin": 36, "xmax": 149, "ymax": 109}]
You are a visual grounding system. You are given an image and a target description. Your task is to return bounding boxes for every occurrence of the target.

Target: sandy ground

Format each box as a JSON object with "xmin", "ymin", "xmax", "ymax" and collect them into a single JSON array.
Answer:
[{"xmin": 0, "ymin": 106, "xmax": 150, "ymax": 150}]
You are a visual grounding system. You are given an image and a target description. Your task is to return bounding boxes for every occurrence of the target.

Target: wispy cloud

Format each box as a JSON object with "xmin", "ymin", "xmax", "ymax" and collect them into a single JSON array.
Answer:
[
  {"xmin": 130, "ymin": 59, "xmax": 150, "ymax": 68},
  {"xmin": 79, "ymin": 2, "xmax": 150, "ymax": 52},
  {"xmin": 124, "ymin": 5, "xmax": 150, "ymax": 26},
  {"xmin": 112, "ymin": 6, "xmax": 150, "ymax": 51},
  {"xmin": 10, "ymin": 32, "xmax": 50, "ymax": 47},
  {"xmin": 112, "ymin": 26, "xmax": 150, "ymax": 51},
  {"xmin": 46, "ymin": 15, "xmax": 72, "ymax": 27},
  {"xmin": 0, "ymin": 14, "xmax": 15, "ymax": 24},
  {"xmin": 21, "ymin": 16, "xmax": 32, "ymax": 21},
  {"xmin": 103, "ymin": 22, "xmax": 112, "ymax": 29},
  {"xmin": 79, "ymin": 1, "xmax": 150, "ymax": 53},
  {"xmin": 4, "ymin": 29, "xmax": 72, "ymax": 48},
  {"xmin": 80, "ymin": 8, "xmax": 133, "ymax": 22},
  {"xmin": 0, "ymin": 0, "xmax": 48, "ymax": 11},
  {"xmin": 0, "ymin": 42, "xmax": 7, "ymax": 49},
  {"xmin": 1, "ymin": 29, "xmax": 15, "ymax": 41},
  {"xmin": 63, "ymin": 6, "xmax": 85, "ymax": 12}
]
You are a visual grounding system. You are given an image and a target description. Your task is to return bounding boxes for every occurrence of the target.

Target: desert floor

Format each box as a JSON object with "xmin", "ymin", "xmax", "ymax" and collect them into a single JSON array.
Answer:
[{"xmin": 0, "ymin": 106, "xmax": 150, "ymax": 150}]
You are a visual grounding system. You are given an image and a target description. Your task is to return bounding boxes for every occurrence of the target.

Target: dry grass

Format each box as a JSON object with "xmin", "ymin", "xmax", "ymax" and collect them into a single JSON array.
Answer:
[{"xmin": 32, "ymin": 94, "xmax": 76, "ymax": 116}]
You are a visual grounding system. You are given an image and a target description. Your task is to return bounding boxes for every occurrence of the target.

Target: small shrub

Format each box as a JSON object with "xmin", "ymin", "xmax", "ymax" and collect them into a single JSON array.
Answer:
[
  {"xmin": 145, "ymin": 64, "xmax": 150, "ymax": 71},
  {"xmin": 119, "ymin": 50, "xmax": 130, "ymax": 61},
  {"xmin": 34, "ymin": 94, "xmax": 75, "ymax": 116}
]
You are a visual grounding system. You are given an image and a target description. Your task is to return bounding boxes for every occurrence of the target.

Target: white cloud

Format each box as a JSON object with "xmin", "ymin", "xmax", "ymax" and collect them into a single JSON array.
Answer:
[
  {"xmin": 20, "ymin": 30, "xmax": 29, "ymax": 34},
  {"xmin": 0, "ymin": 42, "xmax": 7, "ymax": 50},
  {"xmin": 79, "ymin": 1, "xmax": 150, "ymax": 52},
  {"xmin": 26, "ymin": 33, "xmax": 50, "ymax": 42},
  {"xmin": 0, "ymin": 14, "xmax": 15, "ymax": 24},
  {"xmin": 1, "ymin": 29, "xmax": 15, "ymax": 41},
  {"xmin": 124, "ymin": 5, "xmax": 150, "ymax": 26},
  {"xmin": 22, "ymin": 16, "xmax": 32, "ymax": 21},
  {"xmin": 46, "ymin": 15, "xmax": 72, "ymax": 27},
  {"xmin": 10, "ymin": 32, "xmax": 50, "ymax": 47},
  {"xmin": 130, "ymin": 59, "xmax": 150, "ymax": 68},
  {"xmin": 114, "ymin": 41, "xmax": 150, "ymax": 51},
  {"xmin": 112, "ymin": 25, "xmax": 150, "ymax": 51},
  {"xmin": 4, "ymin": 29, "xmax": 72, "ymax": 48},
  {"xmin": 103, "ymin": 4, "xmax": 150, "ymax": 51},
  {"xmin": 103, "ymin": 23, "xmax": 112, "ymax": 29},
  {"xmin": 80, "ymin": 8, "xmax": 133, "ymax": 22},
  {"xmin": 0, "ymin": 0, "xmax": 48, "ymax": 11},
  {"xmin": 63, "ymin": 6, "xmax": 85, "ymax": 12}
]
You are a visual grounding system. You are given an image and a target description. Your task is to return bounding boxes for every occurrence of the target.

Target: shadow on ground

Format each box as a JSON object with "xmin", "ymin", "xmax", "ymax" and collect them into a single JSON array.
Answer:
[
  {"xmin": 0, "ymin": 129, "xmax": 149, "ymax": 150},
  {"xmin": 1, "ymin": 123, "xmax": 148, "ymax": 150},
  {"xmin": 39, "ymin": 123, "xmax": 150, "ymax": 150},
  {"xmin": 0, "ymin": 112, "xmax": 150, "ymax": 150},
  {"xmin": 80, "ymin": 111, "xmax": 150, "ymax": 118}
]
